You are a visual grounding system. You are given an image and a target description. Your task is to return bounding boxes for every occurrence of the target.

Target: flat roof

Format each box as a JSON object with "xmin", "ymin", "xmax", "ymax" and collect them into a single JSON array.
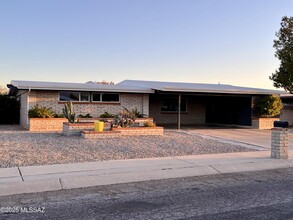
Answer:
[
  {"xmin": 9, "ymin": 79, "xmax": 287, "ymax": 96},
  {"xmin": 118, "ymin": 80, "xmax": 287, "ymax": 95},
  {"xmin": 9, "ymin": 80, "xmax": 154, "ymax": 94}
]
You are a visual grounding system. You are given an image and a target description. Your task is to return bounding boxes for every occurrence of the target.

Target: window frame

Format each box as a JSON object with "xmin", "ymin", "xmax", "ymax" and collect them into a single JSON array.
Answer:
[
  {"xmin": 59, "ymin": 91, "xmax": 90, "ymax": 102},
  {"xmin": 91, "ymin": 92, "xmax": 120, "ymax": 103}
]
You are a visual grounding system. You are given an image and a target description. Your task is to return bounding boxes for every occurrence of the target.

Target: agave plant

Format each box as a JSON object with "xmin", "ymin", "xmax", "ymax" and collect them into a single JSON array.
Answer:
[{"xmin": 63, "ymin": 101, "xmax": 78, "ymax": 123}]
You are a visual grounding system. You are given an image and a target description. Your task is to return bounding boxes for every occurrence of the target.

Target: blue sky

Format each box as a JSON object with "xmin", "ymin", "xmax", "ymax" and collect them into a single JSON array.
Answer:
[{"xmin": 0, "ymin": 0, "xmax": 292, "ymax": 89}]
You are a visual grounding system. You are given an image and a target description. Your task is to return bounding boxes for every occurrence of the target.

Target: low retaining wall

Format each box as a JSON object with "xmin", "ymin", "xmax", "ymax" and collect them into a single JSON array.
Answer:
[
  {"xmin": 63, "ymin": 122, "xmax": 112, "ymax": 136},
  {"xmin": 81, "ymin": 126, "xmax": 164, "ymax": 139},
  {"xmin": 251, "ymin": 118, "xmax": 279, "ymax": 129},
  {"xmin": 112, "ymin": 127, "xmax": 164, "ymax": 136},
  {"xmin": 81, "ymin": 130, "xmax": 121, "ymax": 139},
  {"xmin": 27, "ymin": 117, "xmax": 153, "ymax": 131},
  {"xmin": 29, "ymin": 118, "xmax": 67, "ymax": 131}
]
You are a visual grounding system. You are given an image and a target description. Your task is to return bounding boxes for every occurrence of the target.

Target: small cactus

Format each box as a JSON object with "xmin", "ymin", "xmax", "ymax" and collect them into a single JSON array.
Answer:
[{"xmin": 63, "ymin": 101, "xmax": 77, "ymax": 123}]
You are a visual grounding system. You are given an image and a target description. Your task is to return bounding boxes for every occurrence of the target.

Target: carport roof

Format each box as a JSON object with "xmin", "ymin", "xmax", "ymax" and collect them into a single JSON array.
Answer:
[{"xmin": 118, "ymin": 80, "xmax": 287, "ymax": 95}]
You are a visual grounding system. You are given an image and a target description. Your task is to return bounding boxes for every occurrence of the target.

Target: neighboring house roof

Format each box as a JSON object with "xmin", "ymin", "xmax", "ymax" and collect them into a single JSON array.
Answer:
[
  {"xmin": 118, "ymin": 80, "xmax": 287, "ymax": 95},
  {"xmin": 9, "ymin": 80, "xmax": 154, "ymax": 94}
]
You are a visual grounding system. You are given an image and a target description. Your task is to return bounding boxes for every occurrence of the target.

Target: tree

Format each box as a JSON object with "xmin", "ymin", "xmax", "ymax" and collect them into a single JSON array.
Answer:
[
  {"xmin": 270, "ymin": 16, "xmax": 293, "ymax": 93},
  {"xmin": 254, "ymin": 96, "xmax": 283, "ymax": 117}
]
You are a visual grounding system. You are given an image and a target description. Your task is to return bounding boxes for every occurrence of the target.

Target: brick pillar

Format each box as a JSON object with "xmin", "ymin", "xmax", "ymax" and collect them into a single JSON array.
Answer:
[{"xmin": 271, "ymin": 128, "xmax": 289, "ymax": 159}]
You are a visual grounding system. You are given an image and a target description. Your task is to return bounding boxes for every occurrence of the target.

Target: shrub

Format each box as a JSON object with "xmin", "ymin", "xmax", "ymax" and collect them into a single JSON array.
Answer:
[
  {"xmin": 254, "ymin": 95, "xmax": 283, "ymax": 117},
  {"xmin": 144, "ymin": 120, "xmax": 156, "ymax": 127},
  {"xmin": 100, "ymin": 111, "xmax": 115, "ymax": 118},
  {"xmin": 78, "ymin": 113, "xmax": 93, "ymax": 118},
  {"xmin": 113, "ymin": 107, "xmax": 136, "ymax": 127},
  {"xmin": 28, "ymin": 105, "xmax": 56, "ymax": 118},
  {"xmin": 0, "ymin": 95, "xmax": 19, "ymax": 124},
  {"xmin": 54, "ymin": 113, "xmax": 65, "ymax": 118}
]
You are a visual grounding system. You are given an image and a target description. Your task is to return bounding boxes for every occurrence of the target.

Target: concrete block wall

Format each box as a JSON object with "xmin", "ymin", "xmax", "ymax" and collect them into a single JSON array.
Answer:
[
  {"xmin": 149, "ymin": 95, "xmax": 205, "ymax": 125},
  {"xmin": 271, "ymin": 128, "xmax": 288, "ymax": 159}
]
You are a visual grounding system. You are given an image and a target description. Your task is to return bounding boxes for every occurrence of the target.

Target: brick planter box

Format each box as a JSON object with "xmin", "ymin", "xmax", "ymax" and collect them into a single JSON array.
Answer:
[
  {"xmin": 63, "ymin": 122, "xmax": 112, "ymax": 136},
  {"xmin": 29, "ymin": 118, "xmax": 67, "ymax": 132},
  {"xmin": 81, "ymin": 126, "xmax": 164, "ymax": 139},
  {"xmin": 81, "ymin": 130, "xmax": 121, "ymax": 139},
  {"xmin": 112, "ymin": 126, "xmax": 164, "ymax": 135},
  {"xmin": 27, "ymin": 117, "xmax": 153, "ymax": 132},
  {"xmin": 252, "ymin": 118, "xmax": 280, "ymax": 129}
]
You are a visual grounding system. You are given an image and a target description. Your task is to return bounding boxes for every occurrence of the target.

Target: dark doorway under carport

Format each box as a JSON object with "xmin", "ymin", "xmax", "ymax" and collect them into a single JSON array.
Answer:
[{"xmin": 205, "ymin": 96, "xmax": 252, "ymax": 126}]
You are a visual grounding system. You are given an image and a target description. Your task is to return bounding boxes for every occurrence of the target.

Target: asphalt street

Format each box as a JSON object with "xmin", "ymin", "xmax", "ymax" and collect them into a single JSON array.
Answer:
[{"xmin": 1, "ymin": 168, "xmax": 293, "ymax": 219}]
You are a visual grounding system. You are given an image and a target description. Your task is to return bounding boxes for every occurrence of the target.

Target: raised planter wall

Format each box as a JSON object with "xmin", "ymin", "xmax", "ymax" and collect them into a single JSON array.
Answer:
[
  {"xmin": 63, "ymin": 122, "xmax": 112, "ymax": 136},
  {"xmin": 112, "ymin": 126, "xmax": 164, "ymax": 136},
  {"xmin": 81, "ymin": 126, "xmax": 164, "ymax": 139},
  {"xmin": 251, "ymin": 118, "xmax": 280, "ymax": 129},
  {"xmin": 28, "ymin": 117, "xmax": 153, "ymax": 132},
  {"xmin": 29, "ymin": 118, "xmax": 67, "ymax": 131}
]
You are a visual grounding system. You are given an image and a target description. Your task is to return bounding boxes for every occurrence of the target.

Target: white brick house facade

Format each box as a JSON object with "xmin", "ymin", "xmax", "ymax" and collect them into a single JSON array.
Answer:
[{"xmin": 19, "ymin": 90, "xmax": 149, "ymax": 129}]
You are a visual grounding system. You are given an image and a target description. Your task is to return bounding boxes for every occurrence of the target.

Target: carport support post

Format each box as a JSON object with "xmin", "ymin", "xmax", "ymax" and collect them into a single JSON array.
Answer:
[{"xmin": 177, "ymin": 94, "xmax": 181, "ymax": 130}]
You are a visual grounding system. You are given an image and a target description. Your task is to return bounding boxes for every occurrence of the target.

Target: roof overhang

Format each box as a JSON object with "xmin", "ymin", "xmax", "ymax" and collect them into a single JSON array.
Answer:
[{"xmin": 9, "ymin": 80, "xmax": 154, "ymax": 94}]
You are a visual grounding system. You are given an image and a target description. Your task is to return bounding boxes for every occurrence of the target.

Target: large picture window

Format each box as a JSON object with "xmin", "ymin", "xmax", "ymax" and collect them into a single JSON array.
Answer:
[
  {"xmin": 161, "ymin": 97, "xmax": 187, "ymax": 112},
  {"xmin": 59, "ymin": 92, "xmax": 90, "ymax": 102},
  {"xmin": 92, "ymin": 93, "xmax": 120, "ymax": 102}
]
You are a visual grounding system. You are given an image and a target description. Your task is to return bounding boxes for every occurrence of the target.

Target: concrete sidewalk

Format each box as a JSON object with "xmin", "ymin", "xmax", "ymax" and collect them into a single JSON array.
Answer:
[{"xmin": 1, "ymin": 151, "xmax": 293, "ymax": 197}]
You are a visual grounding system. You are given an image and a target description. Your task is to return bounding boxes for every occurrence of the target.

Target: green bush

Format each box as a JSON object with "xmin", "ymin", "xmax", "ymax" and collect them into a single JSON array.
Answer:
[
  {"xmin": 0, "ymin": 95, "xmax": 19, "ymax": 124},
  {"xmin": 28, "ymin": 105, "xmax": 56, "ymax": 118},
  {"xmin": 100, "ymin": 111, "xmax": 115, "ymax": 118},
  {"xmin": 78, "ymin": 113, "xmax": 93, "ymax": 118},
  {"xmin": 254, "ymin": 95, "xmax": 283, "ymax": 117}
]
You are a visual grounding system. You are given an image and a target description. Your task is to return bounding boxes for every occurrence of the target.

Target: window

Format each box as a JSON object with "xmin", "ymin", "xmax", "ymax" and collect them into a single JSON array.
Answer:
[
  {"xmin": 92, "ymin": 93, "xmax": 120, "ymax": 103},
  {"xmin": 161, "ymin": 97, "xmax": 187, "ymax": 112},
  {"xmin": 59, "ymin": 92, "xmax": 90, "ymax": 102}
]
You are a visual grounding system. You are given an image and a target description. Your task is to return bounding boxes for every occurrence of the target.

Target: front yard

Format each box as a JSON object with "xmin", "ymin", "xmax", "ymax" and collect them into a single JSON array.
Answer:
[{"xmin": 0, "ymin": 125, "xmax": 259, "ymax": 168}]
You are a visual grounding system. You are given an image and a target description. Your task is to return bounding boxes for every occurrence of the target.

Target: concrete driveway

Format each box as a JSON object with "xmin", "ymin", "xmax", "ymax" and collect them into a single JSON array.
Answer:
[{"xmin": 186, "ymin": 128, "xmax": 293, "ymax": 150}]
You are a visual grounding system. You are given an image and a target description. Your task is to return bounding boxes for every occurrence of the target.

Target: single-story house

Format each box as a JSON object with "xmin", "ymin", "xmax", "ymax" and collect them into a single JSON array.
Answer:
[{"xmin": 7, "ymin": 79, "xmax": 286, "ymax": 129}]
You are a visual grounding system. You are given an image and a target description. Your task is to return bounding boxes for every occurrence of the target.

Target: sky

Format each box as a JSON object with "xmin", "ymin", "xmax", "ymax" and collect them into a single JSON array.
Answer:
[{"xmin": 0, "ymin": 0, "xmax": 292, "ymax": 90}]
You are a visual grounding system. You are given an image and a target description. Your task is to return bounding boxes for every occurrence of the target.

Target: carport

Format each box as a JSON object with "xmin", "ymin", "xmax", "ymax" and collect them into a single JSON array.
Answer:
[{"xmin": 118, "ymin": 80, "xmax": 286, "ymax": 129}]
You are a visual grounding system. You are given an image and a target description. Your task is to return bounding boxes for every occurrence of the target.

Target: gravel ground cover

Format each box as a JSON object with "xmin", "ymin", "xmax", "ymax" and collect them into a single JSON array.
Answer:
[{"xmin": 0, "ymin": 125, "xmax": 259, "ymax": 168}]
